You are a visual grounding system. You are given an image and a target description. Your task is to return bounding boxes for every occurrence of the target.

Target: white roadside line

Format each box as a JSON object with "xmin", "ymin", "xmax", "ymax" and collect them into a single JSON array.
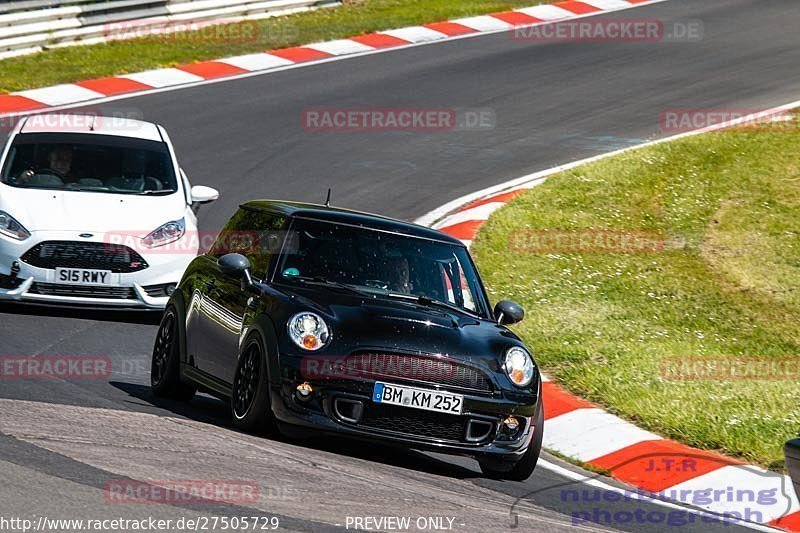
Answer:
[{"xmin": 0, "ymin": 0, "xmax": 675, "ymax": 117}]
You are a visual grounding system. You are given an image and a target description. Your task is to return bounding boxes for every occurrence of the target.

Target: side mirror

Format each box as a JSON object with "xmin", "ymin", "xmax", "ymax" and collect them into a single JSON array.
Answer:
[
  {"xmin": 190, "ymin": 185, "xmax": 219, "ymax": 212},
  {"xmin": 217, "ymin": 253, "xmax": 253, "ymax": 288},
  {"xmin": 494, "ymin": 300, "xmax": 524, "ymax": 325}
]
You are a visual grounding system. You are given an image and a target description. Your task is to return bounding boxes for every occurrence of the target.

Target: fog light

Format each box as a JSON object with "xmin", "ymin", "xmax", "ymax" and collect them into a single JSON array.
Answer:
[
  {"xmin": 503, "ymin": 416, "xmax": 520, "ymax": 431},
  {"xmin": 165, "ymin": 283, "xmax": 176, "ymax": 296},
  {"xmin": 296, "ymin": 382, "xmax": 313, "ymax": 400}
]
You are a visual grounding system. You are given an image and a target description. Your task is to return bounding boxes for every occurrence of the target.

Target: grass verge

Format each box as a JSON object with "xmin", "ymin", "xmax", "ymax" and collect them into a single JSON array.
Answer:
[
  {"xmin": 472, "ymin": 115, "xmax": 800, "ymax": 470},
  {"xmin": 0, "ymin": 0, "xmax": 546, "ymax": 93}
]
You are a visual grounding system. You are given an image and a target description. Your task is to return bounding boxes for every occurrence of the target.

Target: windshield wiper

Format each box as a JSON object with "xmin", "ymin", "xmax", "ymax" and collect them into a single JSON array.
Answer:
[
  {"xmin": 138, "ymin": 189, "xmax": 175, "ymax": 196},
  {"xmin": 291, "ymin": 276, "xmax": 370, "ymax": 296},
  {"xmin": 385, "ymin": 292, "xmax": 475, "ymax": 317}
]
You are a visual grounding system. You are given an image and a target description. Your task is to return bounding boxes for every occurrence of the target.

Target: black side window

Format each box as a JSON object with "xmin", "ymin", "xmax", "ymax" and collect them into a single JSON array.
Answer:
[{"xmin": 209, "ymin": 209, "xmax": 286, "ymax": 275}]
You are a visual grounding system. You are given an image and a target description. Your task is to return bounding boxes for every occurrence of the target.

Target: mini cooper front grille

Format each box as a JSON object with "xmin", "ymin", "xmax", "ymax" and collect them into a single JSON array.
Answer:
[
  {"xmin": 346, "ymin": 352, "xmax": 493, "ymax": 392},
  {"xmin": 21, "ymin": 241, "xmax": 149, "ymax": 273},
  {"xmin": 30, "ymin": 282, "xmax": 136, "ymax": 299},
  {"xmin": 358, "ymin": 403, "xmax": 466, "ymax": 442}
]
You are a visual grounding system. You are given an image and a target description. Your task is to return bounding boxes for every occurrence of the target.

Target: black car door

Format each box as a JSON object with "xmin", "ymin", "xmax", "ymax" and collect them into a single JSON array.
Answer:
[
  {"xmin": 192, "ymin": 209, "xmax": 286, "ymax": 385},
  {"xmin": 185, "ymin": 253, "xmax": 232, "ymax": 379},
  {"xmin": 190, "ymin": 253, "xmax": 248, "ymax": 383}
]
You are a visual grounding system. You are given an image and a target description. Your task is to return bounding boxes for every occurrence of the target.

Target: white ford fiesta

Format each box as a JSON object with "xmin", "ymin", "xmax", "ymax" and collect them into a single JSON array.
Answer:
[{"xmin": 0, "ymin": 113, "xmax": 219, "ymax": 309}]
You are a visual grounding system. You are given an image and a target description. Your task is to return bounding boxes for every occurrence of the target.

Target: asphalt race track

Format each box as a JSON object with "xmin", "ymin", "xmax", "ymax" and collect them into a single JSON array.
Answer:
[{"xmin": 1, "ymin": 0, "xmax": 800, "ymax": 531}]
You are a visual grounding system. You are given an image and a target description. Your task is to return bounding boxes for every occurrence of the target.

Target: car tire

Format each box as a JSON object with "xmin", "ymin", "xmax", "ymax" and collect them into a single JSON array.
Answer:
[
  {"xmin": 479, "ymin": 402, "xmax": 544, "ymax": 481},
  {"xmin": 230, "ymin": 335, "xmax": 277, "ymax": 434},
  {"xmin": 151, "ymin": 307, "xmax": 196, "ymax": 401}
]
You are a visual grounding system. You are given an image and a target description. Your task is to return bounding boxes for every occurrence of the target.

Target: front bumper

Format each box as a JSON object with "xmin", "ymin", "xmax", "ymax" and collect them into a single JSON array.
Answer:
[
  {"xmin": 0, "ymin": 275, "xmax": 174, "ymax": 309},
  {"xmin": 269, "ymin": 356, "xmax": 541, "ymax": 461},
  {"xmin": 0, "ymin": 231, "xmax": 195, "ymax": 309}
]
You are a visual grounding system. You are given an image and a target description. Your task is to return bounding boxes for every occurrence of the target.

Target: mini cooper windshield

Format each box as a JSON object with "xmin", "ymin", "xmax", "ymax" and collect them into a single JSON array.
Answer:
[
  {"xmin": 1, "ymin": 133, "xmax": 177, "ymax": 195},
  {"xmin": 277, "ymin": 218, "xmax": 489, "ymax": 317}
]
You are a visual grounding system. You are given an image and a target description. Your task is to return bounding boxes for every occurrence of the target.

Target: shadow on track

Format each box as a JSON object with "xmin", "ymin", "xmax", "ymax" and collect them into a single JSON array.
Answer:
[
  {"xmin": 111, "ymin": 381, "xmax": 480, "ymax": 480},
  {"xmin": 0, "ymin": 302, "xmax": 162, "ymax": 325}
]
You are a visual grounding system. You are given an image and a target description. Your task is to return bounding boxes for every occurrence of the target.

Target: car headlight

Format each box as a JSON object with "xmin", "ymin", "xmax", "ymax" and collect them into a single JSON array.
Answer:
[
  {"xmin": 504, "ymin": 346, "xmax": 535, "ymax": 387},
  {"xmin": 0, "ymin": 210, "xmax": 31, "ymax": 240},
  {"xmin": 142, "ymin": 218, "xmax": 185, "ymax": 248},
  {"xmin": 288, "ymin": 312, "xmax": 330, "ymax": 351}
]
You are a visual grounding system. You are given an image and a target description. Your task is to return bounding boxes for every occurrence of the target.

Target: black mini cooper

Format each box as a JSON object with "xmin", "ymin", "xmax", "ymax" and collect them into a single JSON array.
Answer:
[{"xmin": 151, "ymin": 201, "xmax": 543, "ymax": 480}]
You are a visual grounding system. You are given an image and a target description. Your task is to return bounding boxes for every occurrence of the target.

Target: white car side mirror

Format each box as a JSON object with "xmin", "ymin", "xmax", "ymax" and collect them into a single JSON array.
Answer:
[{"xmin": 191, "ymin": 185, "xmax": 219, "ymax": 204}]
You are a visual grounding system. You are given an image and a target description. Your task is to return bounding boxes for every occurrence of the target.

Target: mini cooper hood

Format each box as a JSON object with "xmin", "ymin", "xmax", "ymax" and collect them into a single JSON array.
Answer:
[
  {"xmin": 282, "ymin": 285, "xmax": 520, "ymax": 360},
  {"xmin": 0, "ymin": 186, "xmax": 185, "ymax": 234}
]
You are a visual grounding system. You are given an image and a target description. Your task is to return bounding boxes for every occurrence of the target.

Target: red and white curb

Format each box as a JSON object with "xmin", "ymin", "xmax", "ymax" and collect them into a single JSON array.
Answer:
[
  {"xmin": 0, "ymin": 0, "xmax": 665, "ymax": 115},
  {"xmin": 418, "ymin": 102, "xmax": 800, "ymax": 532}
]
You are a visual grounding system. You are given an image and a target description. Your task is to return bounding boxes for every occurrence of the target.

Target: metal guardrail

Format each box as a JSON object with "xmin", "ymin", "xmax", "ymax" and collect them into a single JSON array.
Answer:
[
  {"xmin": 0, "ymin": 0, "xmax": 339, "ymax": 59},
  {"xmin": 0, "ymin": 1, "xmax": 105, "ymax": 15}
]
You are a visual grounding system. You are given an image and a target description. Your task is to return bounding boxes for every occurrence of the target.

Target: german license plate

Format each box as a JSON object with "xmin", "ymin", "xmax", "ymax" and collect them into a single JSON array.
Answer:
[
  {"xmin": 55, "ymin": 268, "xmax": 114, "ymax": 285},
  {"xmin": 373, "ymin": 382, "xmax": 463, "ymax": 415}
]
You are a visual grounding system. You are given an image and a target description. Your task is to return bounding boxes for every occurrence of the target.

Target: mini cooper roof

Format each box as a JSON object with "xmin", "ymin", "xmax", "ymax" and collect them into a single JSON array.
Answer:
[
  {"xmin": 18, "ymin": 114, "xmax": 164, "ymax": 142},
  {"xmin": 241, "ymin": 200, "xmax": 464, "ymax": 246}
]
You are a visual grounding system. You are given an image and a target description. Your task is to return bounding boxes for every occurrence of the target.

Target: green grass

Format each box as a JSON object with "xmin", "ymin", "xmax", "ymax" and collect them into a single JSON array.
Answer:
[
  {"xmin": 472, "ymin": 117, "xmax": 800, "ymax": 470},
  {"xmin": 0, "ymin": 0, "xmax": 546, "ymax": 93}
]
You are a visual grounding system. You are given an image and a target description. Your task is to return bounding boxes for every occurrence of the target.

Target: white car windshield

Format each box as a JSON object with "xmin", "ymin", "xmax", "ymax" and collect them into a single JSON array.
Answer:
[{"xmin": 0, "ymin": 133, "xmax": 177, "ymax": 195}]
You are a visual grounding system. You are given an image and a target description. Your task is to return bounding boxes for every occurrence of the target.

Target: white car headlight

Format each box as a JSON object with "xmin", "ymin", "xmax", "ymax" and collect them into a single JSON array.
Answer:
[
  {"xmin": 142, "ymin": 218, "xmax": 185, "ymax": 248},
  {"xmin": 504, "ymin": 346, "xmax": 535, "ymax": 387},
  {"xmin": 288, "ymin": 312, "xmax": 330, "ymax": 351},
  {"xmin": 0, "ymin": 210, "xmax": 31, "ymax": 240}
]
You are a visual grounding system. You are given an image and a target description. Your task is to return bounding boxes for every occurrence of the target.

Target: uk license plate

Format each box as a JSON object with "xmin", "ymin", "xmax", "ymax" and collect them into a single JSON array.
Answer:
[
  {"xmin": 373, "ymin": 382, "xmax": 463, "ymax": 415},
  {"xmin": 55, "ymin": 268, "xmax": 114, "ymax": 285}
]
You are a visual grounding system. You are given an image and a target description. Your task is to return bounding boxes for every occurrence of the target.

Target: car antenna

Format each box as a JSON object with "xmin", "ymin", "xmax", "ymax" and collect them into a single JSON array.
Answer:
[{"xmin": 325, "ymin": 188, "xmax": 332, "ymax": 207}]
